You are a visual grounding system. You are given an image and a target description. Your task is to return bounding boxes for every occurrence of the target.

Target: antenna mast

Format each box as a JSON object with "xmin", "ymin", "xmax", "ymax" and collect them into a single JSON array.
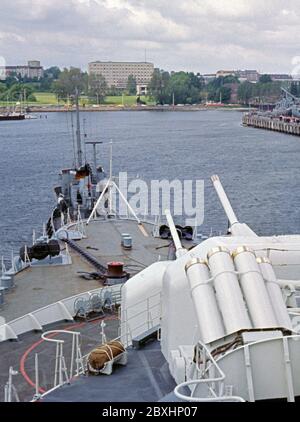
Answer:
[
  {"xmin": 75, "ymin": 87, "xmax": 83, "ymax": 167},
  {"xmin": 109, "ymin": 141, "xmax": 113, "ymax": 214}
]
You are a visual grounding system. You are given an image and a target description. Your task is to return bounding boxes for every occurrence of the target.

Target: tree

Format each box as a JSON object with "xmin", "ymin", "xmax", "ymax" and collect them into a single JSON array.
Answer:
[
  {"xmin": 223, "ymin": 75, "xmax": 239, "ymax": 84},
  {"xmin": 148, "ymin": 69, "xmax": 203, "ymax": 105},
  {"xmin": 167, "ymin": 72, "xmax": 200, "ymax": 104},
  {"xmin": 259, "ymin": 74, "xmax": 272, "ymax": 83},
  {"xmin": 126, "ymin": 75, "xmax": 137, "ymax": 95},
  {"xmin": 205, "ymin": 77, "xmax": 233, "ymax": 103},
  {"xmin": 36, "ymin": 66, "xmax": 62, "ymax": 91},
  {"xmin": 238, "ymin": 81, "xmax": 254, "ymax": 104},
  {"xmin": 52, "ymin": 67, "xmax": 87, "ymax": 100},
  {"xmin": 5, "ymin": 74, "xmax": 19, "ymax": 88},
  {"xmin": 188, "ymin": 72, "xmax": 204, "ymax": 90},
  {"xmin": 0, "ymin": 83, "xmax": 6, "ymax": 94},
  {"xmin": 148, "ymin": 69, "xmax": 170, "ymax": 104},
  {"xmin": 107, "ymin": 85, "xmax": 122, "ymax": 96},
  {"xmin": 44, "ymin": 66, "xmax": 61, "ymax": 80},
  {"xmin": 208, "ymin": 86, "xmax": 231, "ymax": 103},
  {"xmin": 88, "ymin": 73, "xmax": 107, "ymax": 104},
  {"xmin": 0, "ymin": 83, "xmax": 36, "ymax": 102}
]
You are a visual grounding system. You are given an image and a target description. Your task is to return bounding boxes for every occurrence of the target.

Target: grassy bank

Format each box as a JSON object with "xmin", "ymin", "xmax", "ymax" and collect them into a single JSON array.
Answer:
[
  {"xmin": 31, "ymin": 93, "xmax": 154, "ymax": 106},
  {"xmin": 0, "ymin": 92, "xmax": 155, "ymax": 107}
]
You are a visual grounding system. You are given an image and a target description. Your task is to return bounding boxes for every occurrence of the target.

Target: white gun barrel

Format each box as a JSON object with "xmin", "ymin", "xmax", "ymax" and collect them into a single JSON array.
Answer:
[
  {"xmin": 207, "ymin": 246, "xmax": 252, "ymax": 334},
  {"xmin": 257, "ymin": 257, "xmax": 292, "ymax": 330},
  {"xmin": 165, "ymin": 209, "xmax": 187, "ymax": 258},
  {"xmin": 185, "ymin": 258, "xmax": 226, "ymax": 343},
  {"xmin": 233, "ymin": 246, "xmax": 278, "ymax": 329},
  {"xmin": 211, "ymin": 175, "xmax": 239, "ymax": 226}
]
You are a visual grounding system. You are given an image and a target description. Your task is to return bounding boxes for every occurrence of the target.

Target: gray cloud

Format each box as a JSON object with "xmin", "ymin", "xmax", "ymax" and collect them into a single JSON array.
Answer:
[{"xmin": 0, "ymin": 0, "xmax": 299, "ymax": 73}]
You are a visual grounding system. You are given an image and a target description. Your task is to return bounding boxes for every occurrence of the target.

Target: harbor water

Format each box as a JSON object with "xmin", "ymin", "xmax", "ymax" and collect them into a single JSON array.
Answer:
[{"xmin": 0, "ymin": 110, "xmax": 300, "ymax": 261}]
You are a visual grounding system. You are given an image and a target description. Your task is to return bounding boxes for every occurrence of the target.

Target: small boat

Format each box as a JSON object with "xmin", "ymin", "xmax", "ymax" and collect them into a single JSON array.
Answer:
[
  {"xmin": 0, "ymin": 112, "xmax": 25, "ymax": 121},
  {"xmin": 24, "ymin": 113, "xmax": 38, "ymax": 120}
]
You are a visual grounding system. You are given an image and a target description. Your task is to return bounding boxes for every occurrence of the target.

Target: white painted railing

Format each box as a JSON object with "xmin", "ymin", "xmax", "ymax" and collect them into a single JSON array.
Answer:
[
  {"xmin": 120, "ymin": 291, "xmax": 162, "ymax": 346},
  {"xmin": 0, "ymin": 284, "xmax": 122, "ymax": 342},
  {"xmin": 174, "ymin": 340, "xmax": 245, "ymax": 402},
  {"xmin": 33, "ymin": 291, "xmax": 162, "ymax": 401}
]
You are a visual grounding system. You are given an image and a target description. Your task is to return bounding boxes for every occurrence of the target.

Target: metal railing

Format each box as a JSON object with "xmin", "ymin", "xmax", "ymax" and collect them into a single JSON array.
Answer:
[
  {"xmin": 174, "ymin": 340, "xmax": 245, "ymax": 402},
  {"xmin": 32, "ymin": 330, "xmax": 84, "ymax": 401},
  {"xmin": 0, "ymin": 284, "xmax": 123, "ymax": 342},
  {"xmin": 120, "ymin": 292, "xmax": 162, "ymax": 346},
  {"xmin": 4, "ymin": 367, "xmax": 20, "ymax": 403},
  {"xmin": 33, "ymin": 290, "xmax": 162, "ymax": 401}
]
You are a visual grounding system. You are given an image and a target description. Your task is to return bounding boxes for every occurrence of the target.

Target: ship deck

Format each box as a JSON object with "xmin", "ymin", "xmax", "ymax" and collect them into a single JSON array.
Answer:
[
  {"xmin": 0, "ymin": 217, "xmax": 196, "ymax": 402},
  {"xmin": 42, "ymin": 339, "xmax": 176, "ymax": 402},
  {"xmin": 0, "ymin": 314, "xmax": 177, "ymax": 403},
  {"xmin": 1, "ymin": 218, "xmax": 183, "ymax": 323},
  {"xmin": 0, "ymin": 314, "xmax": 120, "ymax": 402}
]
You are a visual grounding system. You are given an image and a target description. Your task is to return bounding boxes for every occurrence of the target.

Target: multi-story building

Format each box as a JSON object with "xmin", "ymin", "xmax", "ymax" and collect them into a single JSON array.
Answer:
[
  {"xmin": 236, "ymin": 70, "xmax": 260, "ymax": 83},
  {"xmin": 268, "ymin": 74, "xmax": 293, "ymax": 82},
  {"xmin": 202, "ymin": 73, "xmax": 216, "ymax": 84},
  {"xmin": 216, "ymin": 70, "xmax": 236, "ymax": 78},
  {"xmin": 1, "ymin": 60, "xmax": 44, "ymax": 79},
  {"xmin": 88, "ymin": 61, "xmax": 154, "ymax": 91}
]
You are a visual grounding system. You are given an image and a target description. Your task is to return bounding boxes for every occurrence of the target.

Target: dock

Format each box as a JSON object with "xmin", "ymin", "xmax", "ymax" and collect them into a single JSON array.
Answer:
[{"xmin": 243, "ymin": 113, "xmax": 300, "ymax": 136}]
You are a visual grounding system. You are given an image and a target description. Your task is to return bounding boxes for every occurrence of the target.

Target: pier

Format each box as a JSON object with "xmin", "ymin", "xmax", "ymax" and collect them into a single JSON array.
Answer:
[{"xmin": 243, "ymin": 113, "xmax": 300, "ymax": 136}]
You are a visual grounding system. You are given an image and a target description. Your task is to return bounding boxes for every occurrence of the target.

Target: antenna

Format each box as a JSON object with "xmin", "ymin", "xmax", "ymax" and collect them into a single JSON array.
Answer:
[
  {"xmin": 109, "ymin": 141, "xmax": 113, "ymax": 180},
  {"xmin": 87, "ymin": 141, "xmax": 142, "ymax": 227},
  {"xmin": 109, "ymin": 141, "xmax": 113, "ymax": 214},
  {"xmin": 75, "ymin": 87, "xmax": 83, "ymax": 168},
  {"xmin": 144, "ymin": 49, "xmax": 147, "ymax": 63},
  {"xmin": 85, "ymin": 141, "xmax": 103, "ymax": 173}
]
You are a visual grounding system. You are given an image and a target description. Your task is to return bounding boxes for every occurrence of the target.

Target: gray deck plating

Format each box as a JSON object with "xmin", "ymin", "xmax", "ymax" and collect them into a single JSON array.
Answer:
[
  {"xmin": 0, "ymin": 315, "xmax": 120, "ymax": 402},
  {"xmin": 0, "ymin": 218, "xmax": 193, "ymax": 402},
  {"xmin": 0, "ymin": 219, "xmax": 176, "ymax": 322},
  {"xmin": 42, "ymin": 340, "xmax": 176, "ymax": 402}
]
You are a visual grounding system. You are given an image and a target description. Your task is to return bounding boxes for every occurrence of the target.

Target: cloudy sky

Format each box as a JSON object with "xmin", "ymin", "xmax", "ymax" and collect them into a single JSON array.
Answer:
[{"xmin": 1, "ymin": 0, "xmax": 300, "ymax": 74}]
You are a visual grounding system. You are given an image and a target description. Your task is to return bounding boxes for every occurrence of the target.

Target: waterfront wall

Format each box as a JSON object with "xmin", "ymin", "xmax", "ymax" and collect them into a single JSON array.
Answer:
[
  {"xmin": 0, "ymin": 105, "xmax": 250, "ymax": 113},
  {"xmin": 243, "ymin": 113, "xmax": 300, "ymax": 136}
]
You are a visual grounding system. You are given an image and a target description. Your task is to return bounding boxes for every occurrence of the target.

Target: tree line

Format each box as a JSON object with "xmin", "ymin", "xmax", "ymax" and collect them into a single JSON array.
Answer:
[
  {"xmin": 148, "ymin": 69, "xmax": 205, "ymax": 105},
  {"xmin": 148, "ymin": 70, "xmax": 298, "ymax": 105},
  {"xmin": 1, "ymin": 65, "xmax": 299, "ymax": 106},
  {"xmin": 0, "ymin": 66, "xmax": 138, "ymax": 104}
]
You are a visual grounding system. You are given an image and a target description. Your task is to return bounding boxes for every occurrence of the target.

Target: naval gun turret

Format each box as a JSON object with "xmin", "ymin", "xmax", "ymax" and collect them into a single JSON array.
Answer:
[{"xmin": 211, "ymin": 175, "xmax": 257, "ymax": 237}]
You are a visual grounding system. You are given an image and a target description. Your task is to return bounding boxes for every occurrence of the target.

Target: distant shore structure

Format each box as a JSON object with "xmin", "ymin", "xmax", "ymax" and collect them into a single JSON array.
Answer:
[
  {"xmin": 0, "ymin": 60, "xmax": 44, "ymax": 79},
  {"xmin": 88, "ymin": 61, "xmax": 154, "ymax": 94},
  {"xmin": 203, "ymin": 69, "xmax": 294, "ymax": 84}
]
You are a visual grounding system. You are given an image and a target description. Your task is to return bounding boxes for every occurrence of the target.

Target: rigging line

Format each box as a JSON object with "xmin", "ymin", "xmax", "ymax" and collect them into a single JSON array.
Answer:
[
  {"xmin": 70, "ymin": 111, "xmax": 77, "ymax": 168},
  {"xmin": 64, "ymin": 112, "xmax": 73, "ymax": 168},
  {"xmin": 83, "ymin": 117, "xmax": 87, "ymax": 163}
]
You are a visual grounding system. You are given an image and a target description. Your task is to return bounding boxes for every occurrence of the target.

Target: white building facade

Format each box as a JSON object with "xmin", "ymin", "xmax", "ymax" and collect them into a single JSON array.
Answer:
[
  {"xmin": 2, "ymin": 60, "xmax": 44, "ymax": 79},
  {"xmin": 88, "ymin": 61, "xmax": 154, "ymax": 90}
]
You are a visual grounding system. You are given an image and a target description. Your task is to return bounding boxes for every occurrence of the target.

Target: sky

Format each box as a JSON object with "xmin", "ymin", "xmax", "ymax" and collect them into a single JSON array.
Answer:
[{"xmin": 1, "ymin": 0, "xmax": 300, "ymax": 74}]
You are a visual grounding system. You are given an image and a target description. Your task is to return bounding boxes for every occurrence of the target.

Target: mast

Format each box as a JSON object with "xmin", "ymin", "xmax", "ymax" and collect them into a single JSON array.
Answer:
[
  {"xmin": 75, "ymin": 87, "xmax": 83, "ymax": 167},
  {"xmin": 109, "ymin": 141, "xmax": 113, "ymax": 214}
]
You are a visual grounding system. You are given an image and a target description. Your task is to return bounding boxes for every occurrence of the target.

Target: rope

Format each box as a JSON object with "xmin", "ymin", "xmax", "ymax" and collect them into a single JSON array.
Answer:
[{"xmin": 87, "ymin": 340, "xmax": 125, "ymax": 373}]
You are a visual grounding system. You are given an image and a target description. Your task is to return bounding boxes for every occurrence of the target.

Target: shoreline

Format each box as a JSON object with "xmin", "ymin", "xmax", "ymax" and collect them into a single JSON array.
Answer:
[{"xmin": 11, "ymin": 105, "xmax": 251, "ymax": 113}]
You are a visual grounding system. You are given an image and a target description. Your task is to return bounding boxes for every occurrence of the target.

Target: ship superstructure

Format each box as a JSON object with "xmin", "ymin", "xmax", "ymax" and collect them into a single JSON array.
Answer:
[{"xmin": 1, "ymin": 173, "xmax": 300, "ymax": 402}]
